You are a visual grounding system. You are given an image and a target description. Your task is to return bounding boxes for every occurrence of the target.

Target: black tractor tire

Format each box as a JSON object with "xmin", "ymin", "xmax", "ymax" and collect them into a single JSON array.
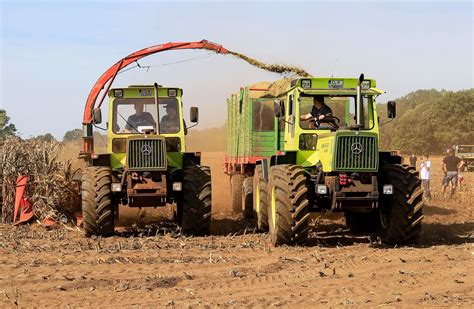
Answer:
[
  {"xmin": 267, "ymin": 164, "xmax": 310, "ymax": 246},
  {"xmin": 82, "ymin": 167, "xmax": 115, "ymax": 237},
  {"xmin": 179, "ymin": 164, "xmax": 212, "ymax": 236},
  {"xmin": 230, "ymin": 173, "xmax": 245, "ymax": 214},
  {"xmin": 378, "ymin": 164, "xmax": 423, "ymax": 245},
  {"xmin": 344, "ymin": 211, "xmax": 378, "ymax": 233},
  {"xmin": 253, "ymin": 165, "xmax": 269, "ymax": 231},
  {"xmin": 242, "ymin": 177, "xmax": 254, "ymax": 219}
]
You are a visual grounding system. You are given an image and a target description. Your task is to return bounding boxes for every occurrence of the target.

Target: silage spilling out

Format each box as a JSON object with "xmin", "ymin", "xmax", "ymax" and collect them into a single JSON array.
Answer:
[
  {"xmin": 228, "ymin": 51, "xmax": 311, "ymax": 77},
  {"xmin": 0, "ymin": 137, "xmax": 80, "ymax": 224}
]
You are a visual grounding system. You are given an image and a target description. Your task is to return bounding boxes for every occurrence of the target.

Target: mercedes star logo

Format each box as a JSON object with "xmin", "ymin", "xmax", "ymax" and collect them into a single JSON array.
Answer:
[
  {"xmin": 351, "ymin": 142, "xmax": 363, "ymax": 155},
  {"xmin": 141, "ymin": 145, "xmax": 152, "ymax": 156}
]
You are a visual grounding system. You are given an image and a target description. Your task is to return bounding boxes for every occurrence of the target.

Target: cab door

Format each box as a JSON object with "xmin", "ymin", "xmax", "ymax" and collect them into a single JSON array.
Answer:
[{"xmin": 283, "ymin": 93, "xmax": 297, "ymax": 151}]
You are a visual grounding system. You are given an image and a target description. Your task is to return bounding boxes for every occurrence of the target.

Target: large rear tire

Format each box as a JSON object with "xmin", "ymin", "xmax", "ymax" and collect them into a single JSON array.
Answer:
[
  {"xmin": 179, "ymin": 164, "xmax": 212, "ymax": 236},
  {"xmin": 82, "ymin": 167, "xmax": 114, "ymax": 237},
  {"xmin": 378, "ymin": 164, "xmax": 423, "ymax": 245},
  {"xmin": 230, "ymin": 174, "xmax": 245, "ymax": 214},
  {"xmin": 252, "ymin": 165, "xmax": 269, "ymax": 231},
  {"xmin": 267, "ymin": 165, "xmax": 310, "ymax": 246}
]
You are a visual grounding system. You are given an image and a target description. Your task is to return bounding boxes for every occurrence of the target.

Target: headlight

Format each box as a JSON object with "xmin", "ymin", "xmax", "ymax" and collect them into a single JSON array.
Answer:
[
  {"xmin": 301, "ymin": 79, "xmax": 312, "ymax": 89},
  {"xmin": 383, "ymin": 184, "xmax": 393, "ymax": 195},
  {"xmin": 316, "ymin": 184, "xmax": 327, "ymax": 195},
  {"xmin": 112, "ymin": 138, "xmax": 127, "ymax": 153},
  {"xmin": 114, "ymin": 89, "xmax": 123, "ymax": 97},
  {"xmin": 172, "ymin": 182, "xmax": 182, "ymax": 191},
  {"xmin": 168, "ymin": 89, "xmax": 177, "ymax": 97},
  {"xmin": 361, "ymin": 80, "xmax": 371, "ymax": 90},
  {"xmin": 111, "ymin": 183, "xmax": 122, "ymax": 192}
]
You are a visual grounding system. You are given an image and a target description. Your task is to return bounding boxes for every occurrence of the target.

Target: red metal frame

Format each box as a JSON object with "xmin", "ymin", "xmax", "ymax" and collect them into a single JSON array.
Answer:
[
  {"xmin": 82, "ymin": 40, "xmax": 229, "ymax": 153},
  {"xmin": 222, "ymin": 155, "xmax": 265, "ymax": 174}
]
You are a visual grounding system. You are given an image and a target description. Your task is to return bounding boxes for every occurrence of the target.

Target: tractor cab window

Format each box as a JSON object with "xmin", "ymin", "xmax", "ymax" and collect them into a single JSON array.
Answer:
[
  {"xmin": 113, "ymin": 98, "xmax": 180, "ymax": 134},
  {"xmin": 457, "ymin": 146, "xmax": 472, "ymax": 153},
  {"xmin": 299, "ymin": 95, "xmax": 372, "ymax": 130}
]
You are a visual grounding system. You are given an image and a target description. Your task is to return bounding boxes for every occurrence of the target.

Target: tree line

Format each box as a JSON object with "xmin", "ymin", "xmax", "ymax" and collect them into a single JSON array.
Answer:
[{"xmin": 378, "ymin": 88, "xmax": 474, "ymax": 155}]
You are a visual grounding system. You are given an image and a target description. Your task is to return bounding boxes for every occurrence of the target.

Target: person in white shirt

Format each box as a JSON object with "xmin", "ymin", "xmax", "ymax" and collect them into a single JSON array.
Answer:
[{"xmin": 420, "ymin": 155, "xmax": 432, "ymax": 200}]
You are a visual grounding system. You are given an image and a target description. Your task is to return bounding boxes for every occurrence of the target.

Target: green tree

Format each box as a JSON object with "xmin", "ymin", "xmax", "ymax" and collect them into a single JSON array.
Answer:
[
  {"xmin": 0, "ymin": 109, "xmax": 17, "ymax": 139},
  {"xmin": 379, "ymin": 89, "xmax": 474, "ymax": 154},
  {"xmin": 63, "ymin": 128, "xmax": 82, "ymax": 142},
  {"xmin": 35, "ymin": 133, "xmax": 56, "ymax": 142}
]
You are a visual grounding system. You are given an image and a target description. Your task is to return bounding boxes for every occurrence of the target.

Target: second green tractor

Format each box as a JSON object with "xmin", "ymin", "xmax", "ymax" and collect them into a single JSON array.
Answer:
[{"xmin": 224, "ymin": 74, "xmax": 423, "ymax": 246}]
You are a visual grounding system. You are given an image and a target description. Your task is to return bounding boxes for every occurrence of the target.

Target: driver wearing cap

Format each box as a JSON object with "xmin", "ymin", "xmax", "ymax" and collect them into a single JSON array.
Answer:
[{"xmin": 160, "ymin": 101, "xmax": 180, "ymax": 133}]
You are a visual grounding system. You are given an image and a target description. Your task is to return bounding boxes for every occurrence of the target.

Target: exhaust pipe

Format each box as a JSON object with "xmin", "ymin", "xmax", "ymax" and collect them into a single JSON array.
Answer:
[
  {"xmin": 154, "ymin": 83, "xmax": 161, "ymax": 134},
  {"xmin": 356, "ymin": 73, "xmax": 364, "ymax": 126}
]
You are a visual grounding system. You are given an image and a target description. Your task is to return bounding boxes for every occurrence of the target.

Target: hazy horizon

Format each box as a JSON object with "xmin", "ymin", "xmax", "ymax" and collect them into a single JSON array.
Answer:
[{"xmin": 1, "ymin": 0, "xmax": 472, "ymax": 139}]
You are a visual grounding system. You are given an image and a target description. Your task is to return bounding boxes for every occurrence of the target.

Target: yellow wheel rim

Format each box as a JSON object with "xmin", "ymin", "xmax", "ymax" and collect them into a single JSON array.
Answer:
[
  {"xmin": 256, "ymin": 182, "xmax": 260, "ymax": 215},
  {"xmin": 271, "ymin": 186, "xmax": 276, "ymax": 229}
]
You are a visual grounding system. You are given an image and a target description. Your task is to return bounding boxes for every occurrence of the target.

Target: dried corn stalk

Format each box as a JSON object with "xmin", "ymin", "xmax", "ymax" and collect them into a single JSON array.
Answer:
[
  {"xmin": 229, "ymin": 51, "xmax": 311, "ymax": 77},
  {"xmin": 0, "ymin": 136, "xmax": 80, "ymax": 224}
]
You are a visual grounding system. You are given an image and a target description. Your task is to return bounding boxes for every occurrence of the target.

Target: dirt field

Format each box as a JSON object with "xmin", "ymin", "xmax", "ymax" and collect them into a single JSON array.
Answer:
[{"xmin": 0, "ymin": 153, "xmax": 472, "ymax": 307}]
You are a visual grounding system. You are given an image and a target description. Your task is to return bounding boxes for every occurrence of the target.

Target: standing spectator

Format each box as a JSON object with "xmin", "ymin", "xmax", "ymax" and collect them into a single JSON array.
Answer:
[
  {"xmin": 420, "ymin": 155, "xmax": 432, "ymax": 201},
  {"xmin": 409, "ymin": 154, "xmax": 417, "ymax": 168},
  {"xmin": 442, "ymin": 148, "xmax": 465, "ymax": 197}
]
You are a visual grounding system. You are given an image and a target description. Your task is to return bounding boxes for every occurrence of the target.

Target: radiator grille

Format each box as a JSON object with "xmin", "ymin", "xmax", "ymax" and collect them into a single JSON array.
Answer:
[
  {"xmin": 334, "ymin": 135, "xmax": 378, "ymax": 171},
  {"xmin": 127, "ymin": 139, "xmax": 167, "ymax": 171}
]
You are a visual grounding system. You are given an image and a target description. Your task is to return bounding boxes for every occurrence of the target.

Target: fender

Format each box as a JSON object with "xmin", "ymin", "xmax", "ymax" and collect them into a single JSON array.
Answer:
[
  {"xmin": 257, "ymin": 151, "xmax": 298, "ymax": 181},
  {"xmin": 379, "ymin": 151, "xmax": 402, "ymax": 166}
]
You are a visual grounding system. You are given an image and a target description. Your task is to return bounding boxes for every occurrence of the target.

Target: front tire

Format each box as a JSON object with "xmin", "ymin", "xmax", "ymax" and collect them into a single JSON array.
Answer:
[
  {"xmin": 378, "ymin": 164, "xmax": 423, "ymax": 245},
  {"xmin": 267, "ymin": 165, "xmax": 310, "ymax": 246},
  {"xmin": 179, "ymin": 164, "xmax": 212, "ymax": 236},
  {"xmin": 82, "ymin": 167, "xmax": 114, "ymax": 237}
]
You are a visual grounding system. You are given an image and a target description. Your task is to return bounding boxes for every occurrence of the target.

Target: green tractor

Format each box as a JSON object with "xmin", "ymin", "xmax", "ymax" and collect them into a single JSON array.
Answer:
[
  {"xmin": 81, "ymin": 84, "xmax": 211, "ymax": 237},
  {"xmin": 224, "ymin": 74, "xmax": 423, "ymax": 246},
  {"xmin": 454, "ymin": 145, "xmax": 474, "ymax": 172}
]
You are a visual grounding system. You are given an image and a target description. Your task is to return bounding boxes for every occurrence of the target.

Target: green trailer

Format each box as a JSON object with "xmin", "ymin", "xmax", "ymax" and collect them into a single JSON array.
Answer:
[{"xmin": 223, "ymin": 75, "xmax": 423, "ymax": 246}]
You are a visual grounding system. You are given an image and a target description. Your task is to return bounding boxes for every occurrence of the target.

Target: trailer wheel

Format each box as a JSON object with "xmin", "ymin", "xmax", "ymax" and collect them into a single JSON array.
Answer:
[
  {"xmin": 230, "ymin": 174, "xmax": 245, "ymax": 214},
  {"xmin": 82, "ymin": 167, "xmax": 114, "ymax": 237},
  {"xmin": 242, "ymin": 177, "xmax": 253, "ymax": 219},
  {"xmin": 378, "ymin": 164, "xmax": 423, "ymax": 245},
  {"xmin": 268, "ymin": 164, "xmax": 309, "ymax": 246},
  {"xmin": 253, "ymin": 165, "xmax": 269, "ymax": 231},
  {"xmin": 344, "ymin": 211, "xmax": 378, "ymax": 233},
  {"xmin": 179, "ymin": 164, "xmax": 212, "ymax": 236}
]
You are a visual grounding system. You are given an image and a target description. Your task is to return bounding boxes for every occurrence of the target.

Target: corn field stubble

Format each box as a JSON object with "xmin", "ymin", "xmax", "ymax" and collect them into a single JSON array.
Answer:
[{"xmin": 0, "ymin": 153, "xmax": 472, "ymax": 307}]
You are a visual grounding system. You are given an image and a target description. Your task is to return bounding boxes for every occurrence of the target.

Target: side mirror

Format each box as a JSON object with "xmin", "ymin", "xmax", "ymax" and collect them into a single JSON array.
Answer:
[
  {"xmin": 190, "ymin": 107, "xmax": 199, "ymax": 123},
  {"xmin": 93, "ymin": 108, "xmax": 102, "ymax": 124},
  {"xmin": 387, "ymin": 101, "xmax": 396, "ymax": 118},
  {"xmin": 273, "ymin": 100, "xmax": 285, "ymax": 118}
]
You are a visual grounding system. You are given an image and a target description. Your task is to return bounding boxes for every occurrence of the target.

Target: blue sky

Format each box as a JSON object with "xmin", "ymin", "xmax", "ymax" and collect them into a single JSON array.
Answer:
[{"xmin": 1, "ymin": 0, "xmax": 472, "ymax": 139}]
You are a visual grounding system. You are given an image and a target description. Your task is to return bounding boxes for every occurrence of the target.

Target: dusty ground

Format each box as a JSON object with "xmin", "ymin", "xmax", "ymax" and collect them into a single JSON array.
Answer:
[{"xmin": 0, "ymin": 153, "xmax": 472, "ymax": 307}]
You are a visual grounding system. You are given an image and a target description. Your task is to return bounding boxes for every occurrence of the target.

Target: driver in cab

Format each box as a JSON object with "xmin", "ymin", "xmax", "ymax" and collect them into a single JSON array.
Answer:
[
  {"xmin": 160, "ymin": 101, "xmax": 180, "ymax": 133},
  {"xmin": 299, "ymin": 95, "xmax": 333, "ymax": 128},
  {"xmin": 124, "ymin": 102, "xmax": 156, "ymax": 133}
]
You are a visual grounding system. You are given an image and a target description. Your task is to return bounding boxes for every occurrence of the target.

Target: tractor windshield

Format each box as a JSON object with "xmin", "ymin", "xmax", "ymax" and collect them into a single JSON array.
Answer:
[
  {"xmin": 457, "ymin": 146, "xmax": 473, "ymax": 153},
  {"xmin": 113, "ymin": 98, "xmax": 180, "ymax": 134},
  {"xmin": 299, "ymin": 95, "xmax": 373, "ymax": 130}
]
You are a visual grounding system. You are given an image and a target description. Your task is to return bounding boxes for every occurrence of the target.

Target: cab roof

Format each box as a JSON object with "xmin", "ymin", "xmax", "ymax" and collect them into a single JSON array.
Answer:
[{"xmin": 108, "ymin": 85, "xmax": 183, "ymax": 98}]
